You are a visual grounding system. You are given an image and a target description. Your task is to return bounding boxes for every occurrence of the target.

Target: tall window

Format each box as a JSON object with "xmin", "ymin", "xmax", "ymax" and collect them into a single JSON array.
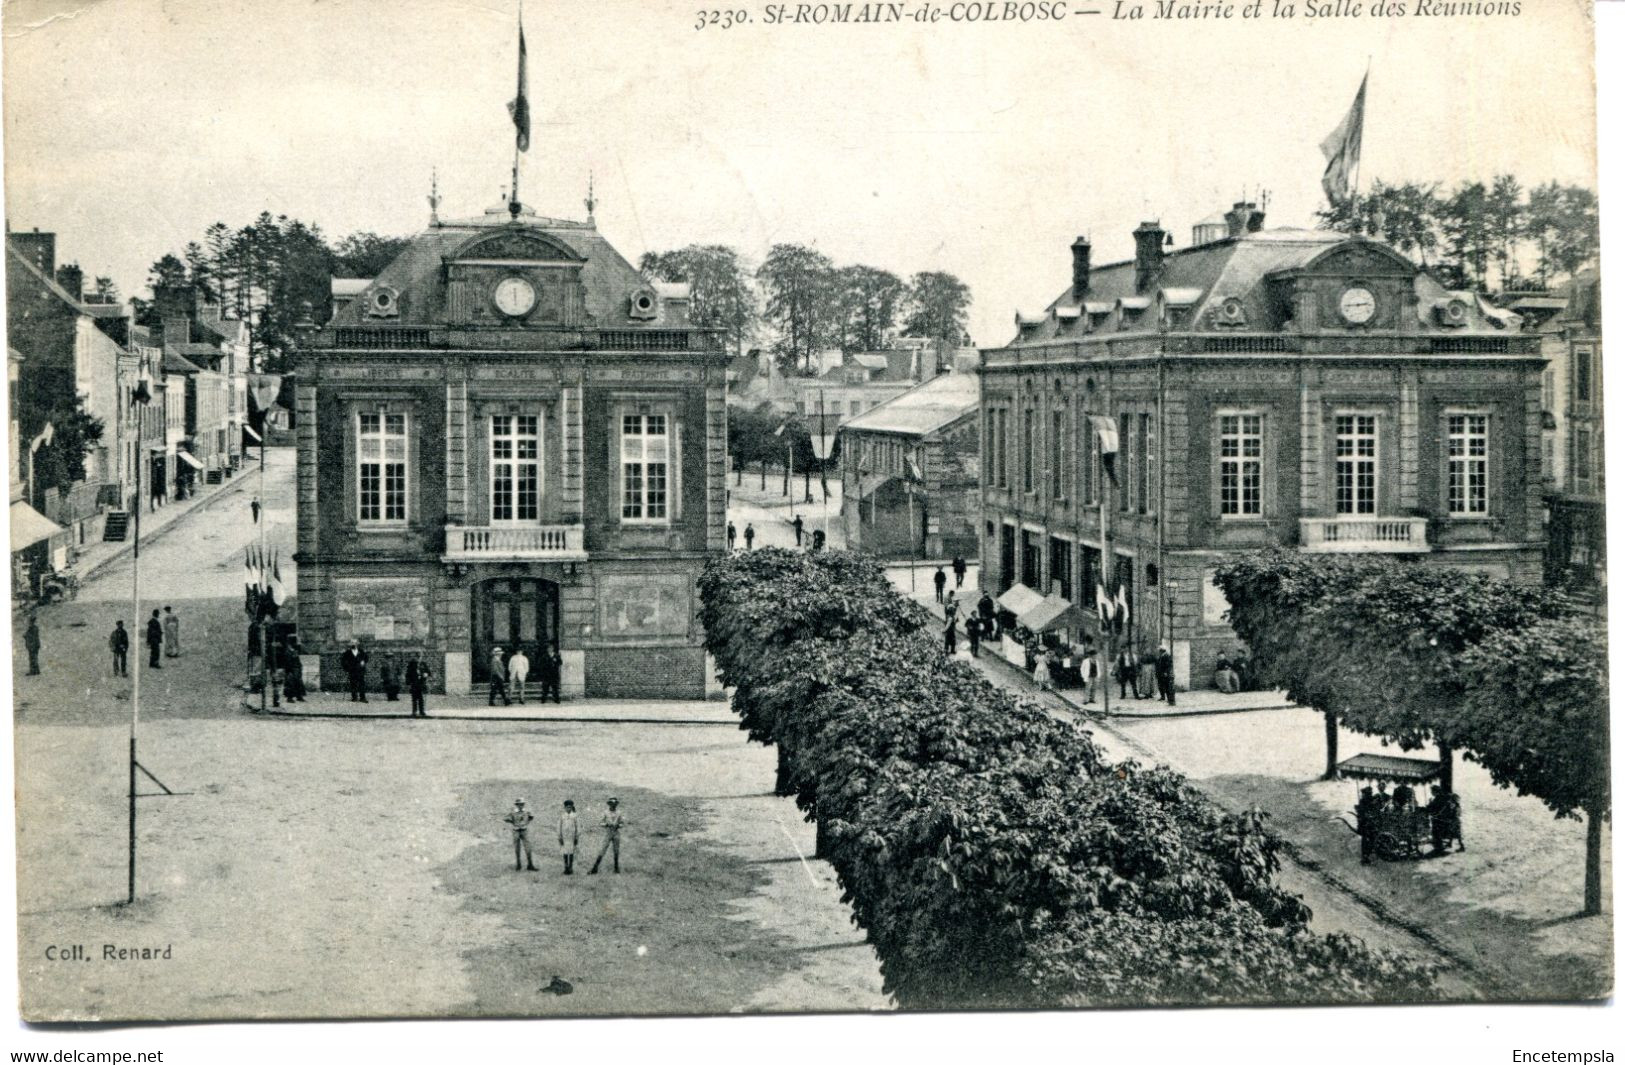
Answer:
[
  {"xmin": 1218, "ymin": 413, "xmax": 1263, "ymax": 517},
  {"xmin": 1446, "ymin": 413, "xmax": 1489, "ymax": 516},
  {"xmin": 988, "ymin": 408, "xmax": 1007, "ymax": 489},
  {"xmin": 1022, "ymin": 409, "xmax": 1037, "ymax": 493},
  {"xmin": 1334, "ymin": 414, "xmax": 1377, "ymax": 515},
  {"xmin": 1051, "ymin": 408, "xmax": 1066, "ymax": 500},
  {"xmin": 1136, "ymin": 413, "xmax": 1151, "ymax": 514},
  {"xmin": 491, "ymin": 414, "xmax": 540, "ymax": 522},
  {"xmin": 1574, "ymin": 346, "xmax": 1593, "ymax": 405},
  {"xmin": 1575, "ymin": 426, "xmax": 1593, "ymax": 485},
  {"xmin": 357, "ymin": 411, "xmax": 408, "ymax": 524},
  {"xmin": 621, "ymin": 412, "xmax": 669, "ymax": 522},
  {"xmin": 1118, "ymin": 413, "xmax": 1132, "ymax": 512},
  {"xmin": 1080, "ymin": 415, "xmax": 1096, "ymax": 505}
]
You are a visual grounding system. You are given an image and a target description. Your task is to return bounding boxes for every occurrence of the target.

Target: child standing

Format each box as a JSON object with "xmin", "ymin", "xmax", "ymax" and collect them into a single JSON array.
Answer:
[{"xmin": 558, "ymin": 800, "xmax": 580, "ymax": 874}]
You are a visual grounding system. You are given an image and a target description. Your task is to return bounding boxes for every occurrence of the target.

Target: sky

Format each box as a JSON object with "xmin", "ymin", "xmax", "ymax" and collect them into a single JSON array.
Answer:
[{"xmin": 1, "ymin": 0, "xmax": 1600, "ymax": 347}]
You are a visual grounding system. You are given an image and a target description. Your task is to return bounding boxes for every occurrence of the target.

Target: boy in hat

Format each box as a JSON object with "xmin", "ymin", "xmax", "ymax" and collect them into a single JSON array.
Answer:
[
  {"xmin": 589, "ymin": 797, "xmax": 627, "ymax": 874},
  {"xmin": 504, "ymin": 798, "xmax": 537, "ymax": 872}
]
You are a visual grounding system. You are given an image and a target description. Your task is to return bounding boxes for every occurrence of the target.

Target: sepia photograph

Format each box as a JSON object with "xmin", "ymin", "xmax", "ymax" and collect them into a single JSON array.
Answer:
[{"xmin": 0, "ymin": 0, "xmax": 1616, "ymax": 1056}]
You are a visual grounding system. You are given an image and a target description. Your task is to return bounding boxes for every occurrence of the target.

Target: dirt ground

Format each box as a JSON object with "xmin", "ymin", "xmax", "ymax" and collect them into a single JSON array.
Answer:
[{"xmin": 14, "ymin": 716, "xmax": 888, "ymax": 1020}]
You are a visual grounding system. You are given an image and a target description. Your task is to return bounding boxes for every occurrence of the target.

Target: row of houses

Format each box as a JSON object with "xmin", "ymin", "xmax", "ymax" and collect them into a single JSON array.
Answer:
[
  {"xmin": 834, "ymin": 204, "xmax": 1603, "ymax": 689},
  {"xmin": 8, "ymin": 229, "xmax": 258, "ymax": 591}
]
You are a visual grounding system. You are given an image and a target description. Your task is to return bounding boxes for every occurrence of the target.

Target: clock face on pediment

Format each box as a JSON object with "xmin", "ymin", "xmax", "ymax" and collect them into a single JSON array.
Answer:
[
  {"xmin": 1339, "ymin": 286, "xmax": 1377, "ymax": 325},
  {"xmin": 493, "ymin": 276, "xmax": 538, "ymax": 317}
]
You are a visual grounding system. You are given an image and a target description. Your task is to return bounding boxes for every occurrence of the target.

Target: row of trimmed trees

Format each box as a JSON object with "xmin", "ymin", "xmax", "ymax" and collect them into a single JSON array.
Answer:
[
  {"xmin": 1212, "ymin": 552, "xmax": 1609, "ymax": 916},
  {"xmin": 699, "ymin": 548, "xmax": 1439, "ymax": 1008}
]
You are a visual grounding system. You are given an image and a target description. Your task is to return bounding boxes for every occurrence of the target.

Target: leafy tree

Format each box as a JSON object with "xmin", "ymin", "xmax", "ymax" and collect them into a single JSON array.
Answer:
[
  {"xmin": 902, "ymin": 270, "xmax": 971, "ymax": 344},
  {"xmin": 89, "ymin": 276, "xmax": 119, "ymax": 304},
  {"xmin": 1438, "ymin": 181, "xmax": 1491, "ymax": 289},
  {"xmin": 146, "ymin": 253, "xmax": 189, "ymax": 293},
  {"xmin": 756, "ymin": 243, "xmax": 835, "ymax": 373},
  {"xmin": 332, "ymin": 232, "xmax": 413, "ymax": 279},
  {"xmin": 830, "ymin": 264, "xmax": 904, "ymax": 353},
  {"xmin": 22, "ymin": 397, "xmax": 104, "ymax": 498},
  {"xmin": 640, "ymin": 244, "xmax": 757, "ymax": 356},
  {"xmin": 1458, "ymin": 614, "xmax": 1610, "ymax": 916},
  {"xmin": 1485, "ymin": 175, "xmax": 1525, "ymax": 289}
]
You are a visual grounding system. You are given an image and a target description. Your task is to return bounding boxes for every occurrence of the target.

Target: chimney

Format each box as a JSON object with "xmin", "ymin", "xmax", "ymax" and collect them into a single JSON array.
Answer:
[
  {"xmin": 162, "ymin": 316, "xmax": 191, "ymax": 348},
  {"xmin": 1134, "ymin": 222, "xmax": 1166, "ymax": 293},
  {"xmin": 55, "ymin": 263, "xmax": 84, "ymax": 301},
  {"xmin": 9, "ymin": 230, "xmax": 56, "ymax": 277},
  {"xmin": 1225, "ymin": 201, "xmax": 1267, "ymax": 237},
  {"xmin": 1247, "ymin": 204, "xmax": 1266, "ymax": 233},
  {"xmin": 1071, "ymin": 236, "xmax": 1092, "ymax": 296},
  {"xmin": 154, "ymin": 284, "xmax": 196, "ymax": 329}
]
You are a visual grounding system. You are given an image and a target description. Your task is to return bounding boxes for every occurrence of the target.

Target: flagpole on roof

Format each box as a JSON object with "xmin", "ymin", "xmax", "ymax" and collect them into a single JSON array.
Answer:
[{"xmin": 508, "ymin": 0, "xmax": 530, "ymax": 220}]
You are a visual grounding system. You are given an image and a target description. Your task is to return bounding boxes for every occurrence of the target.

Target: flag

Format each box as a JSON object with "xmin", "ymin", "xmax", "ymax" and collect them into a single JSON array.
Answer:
[
  {"xmin": 1114, "ymin": 584, "xmax": 1132, "ymax": 633},
  {"xmin": 243, "ymin": 548, "xmax": 255, "ymax": 592},
  {"xmin": 1320, "ymin": 73, "xmax": 1367, "ymax": 204},
  {"xmin": 270, "ymin": 551, "xmax": 286, "ymax": 607},
  {"xmin": 507, "ymin": 22, "xmax": 531, "ymax": 153},
  {"xmin": 1089, "ymin": 414, "xmax": 1120, "ymax": 484},
  {"xmin": 243, "ymin": 424, "xmax": 261, "ymax": 443},
  {"xmin": 1096, "ymin": 583, "xmax": 1114, "ymax": 629}
]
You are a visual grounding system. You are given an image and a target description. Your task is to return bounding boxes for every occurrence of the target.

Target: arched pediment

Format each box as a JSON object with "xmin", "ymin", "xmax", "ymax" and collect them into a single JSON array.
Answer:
[
  {"xmin": 449, "ymin": 228, "xmax": 586, "ymax": 263},
  {"xmin": 1296, "ymin": 239, "xmax": 1417, "ymax": 278}
]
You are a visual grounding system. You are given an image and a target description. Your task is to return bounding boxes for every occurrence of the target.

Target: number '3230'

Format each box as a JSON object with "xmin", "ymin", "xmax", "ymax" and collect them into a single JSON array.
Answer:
[{"xmin": 696, "ymin": 8, "xmax": 749, "ymax": 29}]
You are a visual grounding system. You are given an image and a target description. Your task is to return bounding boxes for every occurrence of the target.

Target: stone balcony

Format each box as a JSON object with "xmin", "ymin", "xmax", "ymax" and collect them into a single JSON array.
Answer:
[
  {"xmin": 1299, "ymin": 516, "xmax": 1431, "ymax": 554},
  {"xmin": 443, "ymin": 523, "xmax": 587, "ymax": 562}
]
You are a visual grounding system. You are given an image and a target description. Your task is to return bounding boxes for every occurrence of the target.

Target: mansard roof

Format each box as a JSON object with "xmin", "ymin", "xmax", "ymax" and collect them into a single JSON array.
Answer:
[{"xmin": 324, "ymin": 204, "xmax": 656, "ymax": 330}]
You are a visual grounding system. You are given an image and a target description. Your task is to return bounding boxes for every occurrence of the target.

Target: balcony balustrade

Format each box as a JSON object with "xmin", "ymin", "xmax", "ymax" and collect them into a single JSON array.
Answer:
[
  {"xmin": 1299, "ymin": 516, "xmax": 1430, "ymax": 554},
  {"xmin": 444, "ymin": 523, "xmax": 587, "ymax": 561}
]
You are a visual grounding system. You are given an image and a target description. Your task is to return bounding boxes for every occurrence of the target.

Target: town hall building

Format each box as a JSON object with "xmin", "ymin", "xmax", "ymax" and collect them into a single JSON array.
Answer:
[
  {"xmin": 979, "ymin": 204, "xmax": 1546, "ymax": 690},
  {"xmin": 293, "ymin": 200, "xmax": 728, "ymax": 698}
]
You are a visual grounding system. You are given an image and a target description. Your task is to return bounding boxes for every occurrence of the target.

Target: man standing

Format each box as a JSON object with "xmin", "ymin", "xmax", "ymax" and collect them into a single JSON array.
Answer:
[
  {"xmin": 109, "ymin": 621, "xmax": 130, "ymax": 677},
  {"xmin": 792, "ymin": 514, "xmax": 804, "ymax": 547},
  {"xmin": 340, "ymin": 639, "xmax": 369, "ymax": 702},
  {"xmin": 943, "ymin": 614, "xmax": 957, "ymax": 655},
  {"xmin": 379, "ymin": 651, "xmax": 402, "ymax": 702},
  {"xmin": 507, "ymin": 645, "xmax": 531, "ymax": 704},
  {"xmin": 1115, "ymin": 646, "xmax": 1138, "ymax": 700},
  {"xmin": 162, "ymin": 605, "xmax": 181, "ymax": 659},
  {"xmin": 1155, "ymin": 645, "xmax": 1176, "ymax": 706},
  {"xmin": 488, "ymin": 646, "xmax": 510, "ymax": 706},
  {"xmin": 966, "ymin": 615, "xmax": 981, "ymax": 658},
  {"xmin": 977, "ymin": 592, "xmax": 996, "ymax": 640},
  {"xmin": 558, "ymin": 799, "xmax": 580, "ymax": 874},
  {"xmin": 145, "ymin": 609, "xmax": 164, "ymax": 670},
  {"xmin": 933, "ymin": 566, "xmax": 947, "ymax": 604},
  {"xmin": 283, "ymin": 637, "xmax": 307, "ymax": 703},
  {"xmin": 538, "ymin": 645, "xmax": 562, "ymax": 704},
  {"xmin": 588, "ymin": 796, "xmax": 626, "ymax": 874},
  {"xmin": 727, "ymin": 521, "xmax": 737, "ymax": 550},
  {"xmin": 744, "ymin": 523, "xmax": 756, "ymax": 550},
  {"xmin": 405, "ymin": 653, "xmax": 431, "ymax": 717},
  {"xmin": 952, "ymin": 555, "xmax": 967, "ymax": 589},
  {"xmin": 504, "ymin": 798, "xmax": 538, "ymax": 872},
  {"xmin": 23, "ymin": 615, "xmax": 41, "ymax": 675}
]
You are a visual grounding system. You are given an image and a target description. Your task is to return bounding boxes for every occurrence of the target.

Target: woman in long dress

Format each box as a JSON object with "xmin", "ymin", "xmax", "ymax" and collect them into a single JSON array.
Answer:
[
  {"xmin": 162, "ymin": 606, "xmax": 180, "ymax": 658},
  {"xmin": 1033, "ymin": 651, "xmax": 1053, "ymax": 692}
]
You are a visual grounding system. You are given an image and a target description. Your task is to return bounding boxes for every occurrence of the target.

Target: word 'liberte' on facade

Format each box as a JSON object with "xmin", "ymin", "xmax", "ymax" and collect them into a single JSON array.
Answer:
[{"xmin": 295, "ymin": 201, "xmax": 727, "ymax": 698}]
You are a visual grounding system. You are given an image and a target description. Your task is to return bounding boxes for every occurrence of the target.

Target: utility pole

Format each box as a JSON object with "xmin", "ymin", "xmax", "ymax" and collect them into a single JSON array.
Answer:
[{"xmin": 127, "ymin": 395, "xmax": 142, "ymax": 905}]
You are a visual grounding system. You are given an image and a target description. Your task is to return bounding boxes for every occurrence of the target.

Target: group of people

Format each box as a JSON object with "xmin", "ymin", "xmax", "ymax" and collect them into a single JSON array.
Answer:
[
  {"xmin": 505, "ymin": 796, "xmax": 628, "ymax": 875},
  {"xmin": 1213, "ymin": 650, "xmax": 1254, "ymax": 693},
  {"xmin": 485, "ymin": 644, "xmax": 563, "ymax": 706},
  {"xmin": 336, "ymin": 640, "xmax": 435, "ymax": 715},
  {"xmin": 1354, "ymin": 781, "xmax": 1466, "ymax": 863},
  {"xmin": 931, "ymin": 556, "xmax": 970, "ymax": 602},
  {"xmin": 725, "ymin": 521, "xmax": 756, "ymax": 550},
  {"xmin": 103, "ymin": 606, "xmax": 182, "ymax": 677}
]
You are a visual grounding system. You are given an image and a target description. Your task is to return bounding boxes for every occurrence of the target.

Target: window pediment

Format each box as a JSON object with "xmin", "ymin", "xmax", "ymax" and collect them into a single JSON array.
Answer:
[{"xmin": 449, "ymin": 230, "xmax": 586, "ymax": 264}]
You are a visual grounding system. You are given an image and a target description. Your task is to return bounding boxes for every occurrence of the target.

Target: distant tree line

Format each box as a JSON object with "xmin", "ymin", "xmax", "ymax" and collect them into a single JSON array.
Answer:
[
  {"xmin": 135, "ymin": 214, "xmax": 412, "ymax": 373},
  {"xmin": 641, "ymin": 242, "xmax": 972, "ymax": 374},
  {"xmin": 1318, "ymin": 177, "xmax": 1598, "ymax": 292}
]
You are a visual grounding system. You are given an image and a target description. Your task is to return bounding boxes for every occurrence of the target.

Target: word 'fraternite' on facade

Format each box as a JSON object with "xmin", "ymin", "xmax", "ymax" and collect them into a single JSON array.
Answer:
[
  {"xmin": 980, "ymin": 203, "xmax": 1544, "ymax": 690},
  {"xmin": 294, "ymin": 200, "xmax": 727, "ymax": 698}
]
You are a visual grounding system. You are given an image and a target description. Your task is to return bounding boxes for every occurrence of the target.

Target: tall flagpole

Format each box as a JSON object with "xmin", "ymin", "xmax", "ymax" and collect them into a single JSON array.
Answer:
[{"xmin": 509, "ymin": 0, "xmax": 526, "ymax": 218}]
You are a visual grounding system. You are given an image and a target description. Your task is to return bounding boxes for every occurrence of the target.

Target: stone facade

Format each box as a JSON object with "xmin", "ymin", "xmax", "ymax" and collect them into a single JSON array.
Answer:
[
  {"xmin": 980, "ymin": 213, "xmax": 1546, "ymax": 689},
  {"xmin": 294, "ymin": 204, "xmax": 727, "ymax": 698}
]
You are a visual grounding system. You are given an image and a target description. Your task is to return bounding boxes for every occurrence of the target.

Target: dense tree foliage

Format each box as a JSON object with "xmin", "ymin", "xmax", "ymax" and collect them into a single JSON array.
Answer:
[
  {"xmin": 640, "ymin": 244, "xmax": 758, "ymax": 355},
  {"xmin": 700, "ymin": 549, "xmax": 1437, "ymax": 1007},
  {"xmin": 21, "ymin": 397, "xmax": 104, "ymax": 499},
  {"xmin": 756, "ymin": 243, "xmax": 837, "ymax": 373},
  {"xmin": 902, "ymin": 270, "xmax": 972, "ymax": 345},
  {"xmin": 135, "ymin": 216, "xmax": 412, "ymax": 372},
  {"xmin": 1318, "ymin": 177, "xmax": 1598, "ymax": 290},
  {"xmin": 1214, "ymin": 551, "xmax": 1607, "ymax": 915}
]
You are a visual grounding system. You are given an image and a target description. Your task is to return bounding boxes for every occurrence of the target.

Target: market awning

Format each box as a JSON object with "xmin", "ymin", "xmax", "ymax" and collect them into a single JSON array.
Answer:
[
  {"xmin": 1334, "ymin": 754, "xmax": 1442, "ymax": 783},
  {"xmin": 995, "ymin": 583, "xmax": 1045, "ymax": 617},
  {"xmin": 1019, "ymin": 593, "xmax": 1088, "ymax": 634},
  {"xmin": 175, "ymin": 450, "xmax": 205, "ymax": 470},
  {"xmin": 10, "ymin": 500, "xmax": 63, "ymax": 553}
]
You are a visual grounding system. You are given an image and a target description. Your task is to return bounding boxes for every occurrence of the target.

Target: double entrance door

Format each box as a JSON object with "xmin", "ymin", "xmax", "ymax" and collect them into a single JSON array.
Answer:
[{"xmin": 472, "ymin": 577, "xmax": 560, "ymax": 682}]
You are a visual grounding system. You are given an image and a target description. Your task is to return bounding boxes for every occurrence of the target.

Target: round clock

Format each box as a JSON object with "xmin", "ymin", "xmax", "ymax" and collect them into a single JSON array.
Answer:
[
  {"xmin": 493, "ymin": 276, "xmax": 537, "ymax": 317},
  {"xmin": 1339, "ymin": 286, "xmax": 1377, "ymax": 325}
]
